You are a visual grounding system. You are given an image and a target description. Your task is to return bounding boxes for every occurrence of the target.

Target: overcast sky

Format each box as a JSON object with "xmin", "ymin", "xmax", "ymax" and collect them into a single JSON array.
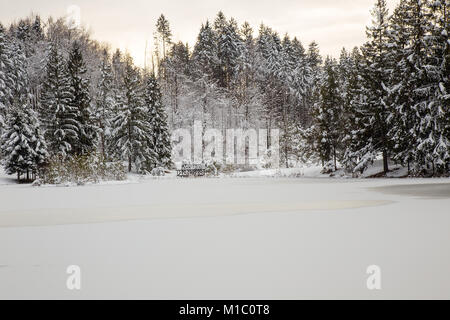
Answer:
[{"xmin": 0, "ymin": 0, "xmax": 399, "ymax": 66}]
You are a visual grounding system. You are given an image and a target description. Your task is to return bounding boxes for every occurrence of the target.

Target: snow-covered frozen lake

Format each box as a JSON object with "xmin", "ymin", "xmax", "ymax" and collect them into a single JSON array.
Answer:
[{"xmin": 0, "ymin": 174, "xmax": 449, "ymax": 299}]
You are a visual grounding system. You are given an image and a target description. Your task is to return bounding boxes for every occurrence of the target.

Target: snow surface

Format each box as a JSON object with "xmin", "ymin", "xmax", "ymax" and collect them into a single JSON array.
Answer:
[{"xmin": 0, "ymin": 166, "xmax": 449, "ymax": 299}]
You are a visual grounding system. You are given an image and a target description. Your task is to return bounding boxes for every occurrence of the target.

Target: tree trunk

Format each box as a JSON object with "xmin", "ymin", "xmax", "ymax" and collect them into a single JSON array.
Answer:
[
  {"xmin": 285, "ymin": 146, "xmax": 289, "ymax": 168},
  {"xmin": 333, "ymin": 146, "xmax": 337, "ymax": 171},
  {"xmin": 100, "ymin": 130, "xmax": 106, "ymax": 159},
  {"xmin": 383, "ymin": 149, "xmax": 389, "ymax": 174},
  {"xmin": 128, "ymin": 156, "xmax": 132, "ymax": 173}
]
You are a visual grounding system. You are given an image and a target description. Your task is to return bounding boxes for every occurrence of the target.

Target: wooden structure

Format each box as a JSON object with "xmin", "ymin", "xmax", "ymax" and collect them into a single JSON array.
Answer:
[{"xmin": 177, "ymin": 164, "xmax": 206, "ymax": 177}]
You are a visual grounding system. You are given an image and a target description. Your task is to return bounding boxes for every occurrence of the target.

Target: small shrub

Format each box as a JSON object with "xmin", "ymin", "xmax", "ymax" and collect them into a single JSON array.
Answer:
[
  {"xmin": 38, "ymin": 153, "xmax": 126, "ymax": 185},
  {"xmin": 151, "ymin": 167, "xmax": 166, "ymax": 177},
  {"xmin": 258, "ymin": 148, "xmax": 279, "ymax": 169},
  {"xmin": 204, "ymin": 160, "xmax": 221, "ymax": 176}
]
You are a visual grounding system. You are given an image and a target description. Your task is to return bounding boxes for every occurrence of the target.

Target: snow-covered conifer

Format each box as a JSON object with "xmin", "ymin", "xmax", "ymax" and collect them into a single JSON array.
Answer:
[
  {"xmin": 95, "ymin": 49, "xmax": 115, "ymax": 159},
  {"xmin": 355, "ymin": 0, "xmax": 392, "ymax": 173},
  {"xmin": 110, "ymin": 55, "xmax": 153, "ymax": 173},
  {"xmin": 40, "ymin": 42, "xmax": 77, "ymax": 158},
  {"xmin": 68, "ymin": 41, "xmax": 97, "ymax": 155},
  {"xmin": 145, "ymin": 74, "xmax": 172, "ymax": 169}
]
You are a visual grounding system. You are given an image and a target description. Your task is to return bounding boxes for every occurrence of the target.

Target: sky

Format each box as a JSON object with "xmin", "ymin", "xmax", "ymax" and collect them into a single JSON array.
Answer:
[{"xmin": 0, "ymin": 0, "xmax": 399, "ymax": 67}]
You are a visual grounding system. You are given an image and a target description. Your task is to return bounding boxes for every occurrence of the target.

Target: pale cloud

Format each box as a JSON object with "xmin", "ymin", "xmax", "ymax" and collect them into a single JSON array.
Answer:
[{"xmin": 0, "ymin": 0, "xmax": 400, "ymax": 66}]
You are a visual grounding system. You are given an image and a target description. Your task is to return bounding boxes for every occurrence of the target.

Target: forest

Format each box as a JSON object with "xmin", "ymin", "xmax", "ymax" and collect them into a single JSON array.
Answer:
[{"xmin": 0, "ymin": 0, "xmax": 448, "ymax": 182}]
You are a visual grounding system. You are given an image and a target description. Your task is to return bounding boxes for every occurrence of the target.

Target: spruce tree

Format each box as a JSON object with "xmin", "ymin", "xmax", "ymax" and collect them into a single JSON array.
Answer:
[
  {"xmin": 163, "ymin": 41, "xmax": 190, "ymax": 124},
  {"xmin": 0, "ymin": 24, "xmax": 13, "ymax": 130},
  {"xmin": 16, "ymin": 20, "xmax": 31, "ymax": 43},
  {"xmin": 192, "ymin": 21, "xmax": 219, "ymax": 80},
  {"xmin": 8, "ymin": 40, "xmax": 30, "ymax": 100},
  {"xmin": 340, "ymin": 47, "xmax": 364, "ymax": 172},
  {"xmin": 311, "ymin": 57, "xmax": 342, "ymax": 171},
  {"xmin": 1, "ymin": 101, "xmax": 48, "ymax": 181},
  {"xmin": 291, "ymin": 37, "xmax": 312, "ymax": 125},
  {"xmin": 145, "ymin": 74, "xmax": 172, "ymax": 169},
  {"xmin": 110, "ymin": 55, "xmax": 153, "ymax": 173},
  {"xmin": 112, "ymin": 49, "xmax": 125, "ymax": 115},
  {"xmin": 357, "ymin": 0, "xmax": 392, "ymax": 173},
  {"xmin": 95, "ymin": 49, "xmax": 115, "ymax": 159},
  {"xmin": 31, "ymin": 16, "xmax": 43, "ymax": 41},
  {"xmin": 256, "ymin": 25, "xmax": 283, "ymax": 143},
  {"xmin": 238, "ymin": 21, "xmax": 259, "ymax": 128},
  {"xmin": 68, "ymin": 41, "xmax": 97, "ymax": 156},
  {"xmin": 156, "ymin": 14, "xmax": 173, "ymax": 60},
  {"xmin": 214, "ymin": 13, "xmax": 243, "ymax": 88},
  {"xmin": 277, "ymin": 34, "xmax": 298, "ymax": 167},
  {"xmin": 1, "ymin": 42, "xmax": 47, "ymax": 181},
  {"xmin": 307, "ymin": 41, "xmax": 322, "ymax": 69},
  {"xmin": 385, "ymin": 0, "xmax": 416, "ymax": 172},
  {"xmin": 40, "ymin": 42, "xmax": 77, "ymax": 158},
  {"xmin": 389, "ymin": 0, "xmax": 448, "ymax": 175},
  {"xmin": 420, "ymin": 0, "xmax": 449, "ymax": 174},
  {"xmin": 403, "ymin": 0, "xmax": 435, "ymax": 174},
  {"xmin": 305, "ymin": 41, "xmax": 322, "ymax": 122},
  {"xmin": 191, "ymin": 21, "xmax": 222, "ymax": 139}
]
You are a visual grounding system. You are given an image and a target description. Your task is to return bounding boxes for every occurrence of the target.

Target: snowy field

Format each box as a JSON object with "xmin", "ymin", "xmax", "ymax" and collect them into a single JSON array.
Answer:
[{"xmin": 0, "ymin": 167, "xmax": 449, "ymax": 299}]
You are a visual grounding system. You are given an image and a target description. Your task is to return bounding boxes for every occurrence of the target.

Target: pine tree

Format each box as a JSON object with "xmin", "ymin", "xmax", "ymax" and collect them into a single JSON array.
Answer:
[
  {"xmin": 419, "ymin": 0, "xmax": 449, "ymax": 174},
  {"xmin": 385, "ymin": 0, "xmax": 416, "ymax": 171},
  {"xmin": 238, "ymin": 21, "xmax": 259, "ymax": 128},
  {"xmin": 356, "ymin": 0, "xmax": 392, "ymax": 173},
  {"xmin": 0, "ymin": 43, "xmax": 47, "ymax": 181},
  {"xmin": 214, "ymin": 13, "xmax": 243, "ymax": 88},
  {"xmin": 277, "ymin": 34, "xmax": 298, "ymax": 167},
  {"xmin": 145, "ymin": 74, "xmax": 172, "ymax": 169},
  {"xmin": 68, "ymin": 41, "xmax": 97, "ymax": 156},
  {"xmin": 256, "ymin": 25, "xmax": 286, "ymax": 157},
  {"xmin": 95, "ymin": 49, "xmax": 115, "ymax": 159},
  {"xmin": 1, "ymin": 101, "xmax": 48, "ymax": 181},
  {"xmin": 16, "ymin": 19, "xmax": 31, "ymax": 43},
  {"xmin": 340, "ymin": 47, "xmax": 364, "ymax": 172},
  {"xmin": 8, "ymin": 40, "xmax": 30, "ymax": 100},
  {"xmin": 163, "ymin": 41, "xmax": 190, "ymax": 125},
  {"xmin": 112, "ymin": 49, "xmax": 125, "ymax": 114},
  {"xmin": 2, "ymin": 105, "xmax": 32, "ymax": 180},
  {"xmin": 192, "ymin": 21, "xmax": 219, "ymax": 80},
  {"xmin": 305, "ymin": 41, "xmax": 322, "ymax": 122},
  {"xmin": 291, "ymin": 37, "xmax": 312, "ymax": 125},
  {"xmin": 311, "ymin": 57, "xmax": 342, "ymax": 171},
  {"xmin": 256, "ymin": 25, "xmax": 282, "ymax": 145},
  {"xmin": 401, "ymin": 0, "xmax": 435, "ymax": 174},
  {"xmin": 191, "ymin": 21, "xmax": 223, "ymax": 140},
  {"xmin": 40, "ymin": 42, "xmax": 77, "ymax": 158},
  {"xmin": 31, "ymin": 16, "xmax": 43, "ymax": 41},
  {"xmin": 280, "ymin": 35, "xmax": 296, "ymax": 83},
  {"xmin": 155, "ymin": 14, "xmax": 173, "ymax": 60},
  {"xmin": 110, "ymin": 55, "xmax": 153, "ymax": 173},
  {"xmin": 388, "ymin": 0, "xmax": 448, "ymax": 175},
  {"xmin": 0, "ymin": 23, "xmax": 13, "ymax": 131},
  {"xmin": 257, "ymin": 25, "xmax": 283, "ymax": 78},
  {"xmin": 307, "ymin": 41, "xmax": 322, "ymax": 69}
]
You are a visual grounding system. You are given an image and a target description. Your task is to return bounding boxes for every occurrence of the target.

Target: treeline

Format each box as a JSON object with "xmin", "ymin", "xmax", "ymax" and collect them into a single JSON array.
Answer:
[
  {"xmin": 303, "ymin": 0, "xmax": 449, "ymax": 176},
  {"xmin": 156, "ymin": 0, "xmax": 449, "ymax": 176},
  {"xmin": 0, "ymin": 0, "xmax": 449, "ymax": 180},
  {"xmin": 0, "ymin": 16, "xmax": 172, "ymax": 179}
]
